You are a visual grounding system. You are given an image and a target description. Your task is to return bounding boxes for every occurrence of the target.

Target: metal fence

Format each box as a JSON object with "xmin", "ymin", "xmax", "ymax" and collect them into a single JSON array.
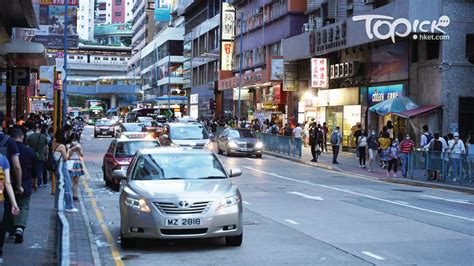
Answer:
[
  {"xmin": 407, "ymin": 150, "xmax": 474, "ymax": 185},
  {"xmin": 55, "ymin": 161, "xmax": 70, "ymax": 266},
  {"xmin": 214, "ymin": 127, "xmax": 302, "ymax": 158}
]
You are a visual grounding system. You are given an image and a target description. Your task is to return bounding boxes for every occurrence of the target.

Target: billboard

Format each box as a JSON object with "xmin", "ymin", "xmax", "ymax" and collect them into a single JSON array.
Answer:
[
  {"xmin": 33, "ymin": 4, "xmax": 78, "ymax": 48},
  {"xmin": 154, "ymin": 0, "xmax": 171, "ymax": 22},
  {"xmin": 371, "ymin": 41, "xmax": 409, "ymax": 83},
  {"xmin": 367, "ymin": 84, "xmax": 404, "ymax": 106}
]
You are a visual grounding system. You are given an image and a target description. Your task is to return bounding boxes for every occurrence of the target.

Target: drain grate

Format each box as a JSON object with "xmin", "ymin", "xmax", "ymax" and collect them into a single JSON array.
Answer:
[{"xmin": 392, "ymin": 189, "xmax": 423, "ymax": 193}]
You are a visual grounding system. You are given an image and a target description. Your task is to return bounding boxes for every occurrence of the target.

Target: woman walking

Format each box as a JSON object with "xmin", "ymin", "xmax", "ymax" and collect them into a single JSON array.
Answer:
[
  {"xmin": 67, "ymin": 134, "xmax": 84, "ymax": 201},
  {"xmin": 357, "ymin": 130, "xmax": 368, "ymax": 168},
  {"xmin": 378, "ymin": 131, "xmax": 391, "ymax": 169},
  {"xmin": 52, "ymin": 130, "xmax": 77, "ymax": 212},
  {"xmin": 386, "ymin": 140, "xmax": 400, "ymax": 178}
]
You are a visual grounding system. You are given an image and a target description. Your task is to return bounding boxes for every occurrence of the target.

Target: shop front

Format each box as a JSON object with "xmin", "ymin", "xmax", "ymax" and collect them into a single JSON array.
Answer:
[{"xmin": 300, "ymin": 87, "xmax": 362, "ymax": 149}]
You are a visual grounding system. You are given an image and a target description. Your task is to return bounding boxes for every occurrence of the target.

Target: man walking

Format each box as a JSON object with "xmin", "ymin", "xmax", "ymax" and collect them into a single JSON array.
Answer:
[
  {"xmin": 309, "ymin": 122, "xmax": 319, "ymax": 162},
  {"xmin": 8, "ymin": 127, "xmax": 34, "ymax": 243},
  {"xmin": 322, "ymin": 122, "xmax": 329, "ymax": 153},
  {"xmin": 399, "ymin": 133, "xmax": 415, "ymax": 178},
  {"xmin": 330, "ymin": 126, "xmax": 342, "ymax": 164},
  {"xmin": 293, "ymin": 123, "xmax": 303, "ymax": 158},
  {"xmin": 367, "ymin": 130, "xmax": 379, "ymax": 173},
  {"xmin": 26, "ymin": 124, "xmax": 48, "ymax": 190}
]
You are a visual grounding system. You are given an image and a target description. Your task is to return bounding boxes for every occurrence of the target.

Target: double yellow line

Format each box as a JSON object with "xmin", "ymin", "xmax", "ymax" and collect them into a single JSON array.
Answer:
[{"xmin": 81, "ymin": 162, "xmax": 124, "ymax": 266}]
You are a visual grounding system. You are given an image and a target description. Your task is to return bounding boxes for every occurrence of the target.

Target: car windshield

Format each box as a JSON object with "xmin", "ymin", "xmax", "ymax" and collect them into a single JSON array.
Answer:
[
  {"xmin": 133, "ymin": 153, "xmax": 227, "ymax": 180},
  {"xmin": 141, "ymin": 121, "xmax": 158, "ymax": 127},
  {"xmin": 229, "ymin": 129, "xmax": 256, "ymax": 138},
  {"xmin": 115, "ymin": 141, "xmax": 160, "ymax": 158},
  {"xmin": 123, "ymin": 124, "xmax": 144, "ymax": 132},
  {"xmin": 96, "ymin": 120, "xmax": 113, "ymax": 126},
  {"xmin": 170, "ymin": 126, "xmax": 209, "ymax": 140}
]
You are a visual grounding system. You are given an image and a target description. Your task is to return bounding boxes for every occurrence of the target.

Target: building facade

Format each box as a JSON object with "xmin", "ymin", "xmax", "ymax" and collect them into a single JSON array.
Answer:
[
  {"xmin": 78, "ymin": 0, "xmax": 95, "ymax": 41},
  {"xmin": 217, "ymin": 0, "xmax": 307, "ymax": 124},
  {"xmin": 281, "ymin": 0, "xmax": 474, "ymax": 147}
]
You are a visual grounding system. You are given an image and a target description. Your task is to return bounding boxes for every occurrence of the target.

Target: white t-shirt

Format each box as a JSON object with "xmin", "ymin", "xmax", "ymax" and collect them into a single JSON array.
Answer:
[{"xmin": 293, "ymin": 126, "xmax": 303, "ymax": 139}]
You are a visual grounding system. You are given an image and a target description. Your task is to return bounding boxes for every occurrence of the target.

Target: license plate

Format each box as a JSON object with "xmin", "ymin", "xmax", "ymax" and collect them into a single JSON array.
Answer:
[
  {"xmin": 165, "ymin": 218, "xmax": 203, "ymax": 227},
  {"xmin": 240, "ymin": 148, "xmax": 250, "ymax": 151},
  {"xmin": 102, "ymin": 131, "xmax": 108, "ymax": 135}
]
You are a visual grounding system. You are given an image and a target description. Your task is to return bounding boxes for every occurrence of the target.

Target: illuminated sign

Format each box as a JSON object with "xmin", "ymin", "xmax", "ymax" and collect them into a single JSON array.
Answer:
[
  {"xmin": 220, "ymin": 41, "xmax": 234, "ymax": 71},
  {"xmin": 367, "ymin": 84, "xmax": 404, "ymax": 106},
  {"xmin": 311, "ymin": 58, "xmax": 328, "ymax": 88}
]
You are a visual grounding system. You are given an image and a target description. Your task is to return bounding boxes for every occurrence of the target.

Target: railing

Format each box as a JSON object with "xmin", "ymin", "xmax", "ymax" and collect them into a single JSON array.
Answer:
[
  {"xmin": 214, "ymin": 127, "xmax": 302, "ymax": 159},
  {"xmin": 55, "ymin": 161, "xmax": 70, "ymax": 266},
  {"xmin": 407, "ymin": 150, "xmax": 474, "ymax": 185}
]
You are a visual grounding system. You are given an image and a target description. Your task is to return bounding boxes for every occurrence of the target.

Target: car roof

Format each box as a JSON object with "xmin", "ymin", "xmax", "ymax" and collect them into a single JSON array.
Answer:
[
  {"xmin": 114, "ymin": 138, "xmax": 159, "ymax": 143},
  {"xmin": 138, "ymin": 147, "xmax": 211, "ymax": 155},
  {"xmin": 167, "ymin": 122, "xmax": 202, "ymax": 127}
]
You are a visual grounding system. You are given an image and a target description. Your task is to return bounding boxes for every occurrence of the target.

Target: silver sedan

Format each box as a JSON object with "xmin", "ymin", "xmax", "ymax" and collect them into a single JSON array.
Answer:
[{"xmin": 113, "ymin": 147, "xmax": 243, "ymax": 248}]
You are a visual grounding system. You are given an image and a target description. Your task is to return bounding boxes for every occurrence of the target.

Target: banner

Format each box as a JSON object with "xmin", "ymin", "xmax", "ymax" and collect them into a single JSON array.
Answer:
[
  {"xmin": 221, "ymin": 2, "xmax": 235, "ymax": 41},
  {"xmin": 311, "ymin": 58, "xmax": 328, "ymax": 88},
  {"xmin": 34, "ymin": 3, "xmax": 78, "ymax": 48},
  {"xmin": 39, "ymin": 0, "xmax": 79, "ymax": 6}
]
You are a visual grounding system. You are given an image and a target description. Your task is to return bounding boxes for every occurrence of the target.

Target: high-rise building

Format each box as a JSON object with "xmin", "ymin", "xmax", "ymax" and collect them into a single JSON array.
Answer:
[
  {"xmin": 111, "ymin": 0, "xmax": 134, "ymax": 24},
  {"xmin": 96, "ymin": 0, "xmax": 112, "ymax": 25},
  {"xmin": 78, "ymin": 0, "xmax": 95, "ymax": 40}
]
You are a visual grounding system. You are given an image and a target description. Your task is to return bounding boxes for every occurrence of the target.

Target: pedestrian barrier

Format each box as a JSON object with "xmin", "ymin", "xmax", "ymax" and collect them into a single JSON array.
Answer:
[
  {"xmin": 55, "ymin": 160, "xmax": 70, "ymax": 266},
  {"xmin": 214, "ymin": 127, "xmax": 302, "ymax": 158},
  {"xmin": 408, "ymin": 149, "xmax": 474, "ymax": 185}
]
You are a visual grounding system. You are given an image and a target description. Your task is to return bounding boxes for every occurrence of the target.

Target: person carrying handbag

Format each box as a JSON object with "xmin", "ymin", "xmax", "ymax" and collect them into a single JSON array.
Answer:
[{"xmin": 67, "ymin": 134, "xmax": 84, "ymax": 201}]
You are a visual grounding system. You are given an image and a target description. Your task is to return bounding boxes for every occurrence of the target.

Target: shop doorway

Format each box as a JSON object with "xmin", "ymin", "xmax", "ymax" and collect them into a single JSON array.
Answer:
[{"xmin": 459, "ymin": 97, "xmax": 474, "ymax": 137}]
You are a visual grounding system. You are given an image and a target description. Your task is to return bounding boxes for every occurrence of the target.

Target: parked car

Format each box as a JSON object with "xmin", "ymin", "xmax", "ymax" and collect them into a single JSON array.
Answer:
[
  {"xmin": 102, "ymin": 138, "xmax": 160, "ymax": 191},
  {"xmin": 94, "ymin": 119, "xmax": 117, "ymax": 138},
  {"xmin": 159, "ymin": 122, "xmax": 212, "ymax": 148},
  {"xmin": 116, "ymin": 123, "xmax": 150, "ymax": 139},
  {"xmin": 113, "ymin": 147, "xmax": 243, "ymax": 248},
  {"xmin": 217, "ymin": 128, "xmax": 263, "ymax": 158}
]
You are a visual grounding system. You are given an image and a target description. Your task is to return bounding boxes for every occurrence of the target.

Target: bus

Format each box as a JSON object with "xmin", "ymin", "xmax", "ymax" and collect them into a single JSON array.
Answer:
[{"xmin": 85, "ymin": 99, "xmax": 107, "ymax": 124}]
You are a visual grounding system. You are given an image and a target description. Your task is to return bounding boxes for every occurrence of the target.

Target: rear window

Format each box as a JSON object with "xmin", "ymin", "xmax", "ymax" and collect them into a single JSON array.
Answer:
[
  {"xmin": 96, "ymin": 120, "xmax": 113, "ymax": 126},
  {"xmin": 123, "ymin": 124, "xmax": 144, "ymax": 132},
  {"xmin": 115, "ymin": 141, "xmax": 160, "ymax": 157},
  {"xmin": 170, "ymin": 125, "xmax": 209, "ymax": 140},
  {"xmin": 229, "ymin": 129, "xmax": 255, "ymax": 138}
]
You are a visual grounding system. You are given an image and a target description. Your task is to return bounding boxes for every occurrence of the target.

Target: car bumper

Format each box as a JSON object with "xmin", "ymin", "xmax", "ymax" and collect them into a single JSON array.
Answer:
[
  {"xmin": 228, "ymin": 148, "xmax": 262, "ymax": 155},
  {"xmin": 121, "ymin": 203, "xmax": 242, "ymax": 239}
]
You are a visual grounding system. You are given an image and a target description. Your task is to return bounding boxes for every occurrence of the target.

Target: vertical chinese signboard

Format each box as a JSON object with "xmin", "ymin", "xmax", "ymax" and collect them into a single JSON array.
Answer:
[
  {"xmin": 311, "ymin": 58, "xmax": 328, "ymax": 88},
  {"xmin": 220, "ymin": 2, "xmax": 235, "ymax": 71}
]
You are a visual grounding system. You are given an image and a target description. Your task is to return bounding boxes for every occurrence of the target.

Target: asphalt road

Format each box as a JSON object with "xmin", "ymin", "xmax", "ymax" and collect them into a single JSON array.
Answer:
[{"xmin": 78, "ymin": 126, "xmax": 474, "ymax": 266}]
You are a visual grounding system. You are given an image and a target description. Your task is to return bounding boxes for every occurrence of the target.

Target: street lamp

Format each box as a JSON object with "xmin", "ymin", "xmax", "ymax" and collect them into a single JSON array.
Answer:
[
  {"xmin": 62, "ymin": 0, "xmax": 69, "ymax": 126},
  {"xmin": 237, "ymin": 11, "xmax": 244, "ymax": 120}
]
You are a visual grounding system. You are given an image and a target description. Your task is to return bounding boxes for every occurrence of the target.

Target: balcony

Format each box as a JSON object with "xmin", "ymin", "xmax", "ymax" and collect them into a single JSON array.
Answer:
[{"xmin": 307, "ymin": 0, "xmax": 323, "ymax": 13}]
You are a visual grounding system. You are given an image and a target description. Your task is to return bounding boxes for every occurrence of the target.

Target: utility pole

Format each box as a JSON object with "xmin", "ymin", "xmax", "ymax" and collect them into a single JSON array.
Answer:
[{"xmin": 62, "ymin": 0, "xmax": 69, "ymax": 126}]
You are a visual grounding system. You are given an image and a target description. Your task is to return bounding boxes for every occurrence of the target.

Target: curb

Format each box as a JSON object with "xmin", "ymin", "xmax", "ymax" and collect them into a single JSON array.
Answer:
[{"xmin": 263, "ymin": 151, "xmax": 474, "ymax": 194}]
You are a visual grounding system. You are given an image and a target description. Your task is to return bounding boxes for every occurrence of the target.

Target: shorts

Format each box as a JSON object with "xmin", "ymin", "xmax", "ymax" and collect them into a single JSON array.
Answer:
[{"xmin": 368, "ymin": 149, "xmax": 376, "ymax": 160}]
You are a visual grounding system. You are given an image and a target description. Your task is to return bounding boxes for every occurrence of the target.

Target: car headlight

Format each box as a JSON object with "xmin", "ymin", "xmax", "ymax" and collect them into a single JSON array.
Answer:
[
  {"xmin": 255, "ymin": 142, "xmax": 263, "ymax": 149},
  {"xmin": 216, "ymin": 195, "xmax": 241, "ymax": 211},
  {"xmin": 125, "ymin": 197, "xmax": 151, "ymax": 213},
  {"xmin": 109, "ymin": 127, "xmax": 114, "ymax": 131},
  {"xmin": 205, "ymin": 142, "xmax": 213, "ymax": 149},
  {"xmin": 144, "ymin": 134, "xmax": 154, "ymax": 139},
  {"xmin": 95, "ymin": 128, "xmax": 100, "ymax": 132},
  {"xmin": 228, "ymin": 141, "xmax": 238, "ymax": 149}
]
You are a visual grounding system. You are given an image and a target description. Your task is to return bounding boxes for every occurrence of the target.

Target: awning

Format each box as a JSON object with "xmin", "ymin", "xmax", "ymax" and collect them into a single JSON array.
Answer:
[
  {"xmin": 0, "ymin": 39, "xmax": 47, "ymax": 67},
  {"xmin": 394, "ymin": 105, "xmax": 443, "ymax": 118}
]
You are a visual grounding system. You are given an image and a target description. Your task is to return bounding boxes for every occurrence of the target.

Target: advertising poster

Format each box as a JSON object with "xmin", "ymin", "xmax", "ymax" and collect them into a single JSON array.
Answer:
[
  {"xmin": 33, "ymin": 3, "xmax": 78, "ymax": 48},
  {"xmin": 270, "ymin": 58, "xmax": 284, "ymax": 81},
  {"xmin": 283, "ymin": 64, "xmax": 296, "ymax": 91},
  {"xmin": 154, "ymin": 0, "xmax": 171, "ymax": 22},
  {"xmin": 367, "ymin": 84, "xmax": 404, "ymax": 106},
  {"xmin": 371, "ymin": 41, "xmax": 409, "ymax": 83}
]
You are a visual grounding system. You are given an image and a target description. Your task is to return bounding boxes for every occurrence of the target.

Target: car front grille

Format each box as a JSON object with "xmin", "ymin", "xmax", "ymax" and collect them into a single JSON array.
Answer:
[
  {"xmin": 154, "ymin": 201, "xmax": 212, "ymax": 214},
  {"xmin": 238, "ymin": 143, "xmax": 254, "ymax": 148},
  {"xmin": 160, "ymin": 229, "xmax": 208, "ymax": 235}
]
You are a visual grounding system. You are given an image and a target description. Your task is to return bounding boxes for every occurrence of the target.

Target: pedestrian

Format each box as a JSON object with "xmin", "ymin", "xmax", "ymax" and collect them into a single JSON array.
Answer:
[
  {"xmin": 8, "ymin": 127, "xmax": 34, "ymax": 244},
  {"xmin": 0, "ymin": 130, "xmax": 23, "ymax": 196},
  {"xmin": 0, "ymin": 153, "xmax": 20, "ymax": 264},
  {"xmin": 357, "ymin": 130, "xmax": 368, "ymax": 168},
  {"xmin": 378, "ymin": 131, "xmax": 391, "ymax": 169},
  {"xmin": 67, "ymin": 134, "xmax": 84, "ymax": 201},
  {"xmin": 25, "ymin": 124, "xmax": 48, "ymax": 190},
  {"xmin": 367, "ymin": 130, "xmax": 379, "ymax": 173},
  {"xmin": 317, "ymin": 124, "xmax": 324, "ymax": 152},
  {"xmin": 309, "ymin": 122, "xmax": 320, "ymax": 162},
  {"xmin": 466, "ymin": 132, "xmax": 474, "ymax": 183},
  {"xmin": 399, "ymin": 133, "xmax": 415, "ymax": 178},
  {"xmin": 303, "ymin": 121, "xmax": 310, "ymax": 147},
  {"xmin": 386, "ymin": 120, "xmax": 394, "ymax": 139},
  {"xmin": 52, "ymin": 130, "xmax": 77, "ymax": 212},
  {"xmin": 386, "ymin": 140, "xmax": 400, "ymax": 177},
  {"xmin": 419, "ymin": 125, "xmax": 433, "ymax": 148},
  {"xmin": 447, "ymin": 132, "xmax": 465, "ymax": 182},
  {"xmin": 293, "ymin": 123, "xmax": 303, "ymax": 158},
  {"xmin": 330, "ymin": 126, "xmax": 342, "ymax": 164},
  {"xmin": 283, "ymin": 124, "xmax": 292, "ymax": 137},
  {"xmin": 322, "ymin": 122, "xmax": 328, "ymax": 152},
  {"xmin": 424, "ymin": 133, "xmax": 447, "ymax": 181},
  {"xmin": 352, "ymin": 123, "xmax": 363, "ymax": 154}
]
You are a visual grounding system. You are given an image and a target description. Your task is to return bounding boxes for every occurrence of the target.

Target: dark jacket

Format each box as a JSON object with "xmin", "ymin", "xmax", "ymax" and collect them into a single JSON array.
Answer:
[{"xmin": 14, "ymin": 141, "xmax": 35, "ymax": 196}]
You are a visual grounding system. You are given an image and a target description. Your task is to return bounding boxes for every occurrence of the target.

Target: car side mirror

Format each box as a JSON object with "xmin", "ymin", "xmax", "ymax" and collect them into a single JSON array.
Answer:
[
  {"xmin": 229, "ymin": 168, "xmax": 242, "ymax": 178},
  {"xmin": 112, "ymin": 169, "xmax": 127, "ymax": 180}
]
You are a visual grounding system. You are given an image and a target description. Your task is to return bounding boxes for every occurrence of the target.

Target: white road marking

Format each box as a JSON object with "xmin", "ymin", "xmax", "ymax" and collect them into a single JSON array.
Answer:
[
  {"xmin": 244, "ymin": 158, "xmax": 255, "ymax": 161},
  {"xmin": 243, "ymin": 166, "xmax": 474, "ymax": 222},
  {"xmin": 242, "ymin": 200, "xmax": 251, "ymax": 205},
  {"xmin": 284, "ymin": 219, "xmax": 299, "ymax": 225},
  {"xmin": 288, "ymin": 191, "xmax": 323, "ymax": 201},
  {"xmin": 361, "ymin": 251, "xmax": 385, "ymax": 260},
  {"xmin": 420, "ymin": 195, "xmax": 474, "ymax": 205},
  {"xmin": 394, "ymin": 201, "xmax": 410, "ymax": 205}
]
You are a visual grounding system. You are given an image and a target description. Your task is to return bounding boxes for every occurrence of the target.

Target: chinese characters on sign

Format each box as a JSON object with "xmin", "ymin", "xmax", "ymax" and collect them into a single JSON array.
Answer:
[
  {"xmin": 39, "ymin": 0, "xmax": 79, "ymax": 6},
  {"xmin": 221, "ymin": 41, "xmax": 234, "ymax": 71},
  {"xmin": 311, "ymin": 58, "xmax": 328, "ymax": 88}
]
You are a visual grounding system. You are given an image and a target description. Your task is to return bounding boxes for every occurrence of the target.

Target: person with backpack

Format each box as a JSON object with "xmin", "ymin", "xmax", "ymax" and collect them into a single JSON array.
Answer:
[
  {"xmin": 330, "ymin": 126, "xmax": 342, "ymax": 164},
  {"xmin": 424, "ymin": 133, "xmax": 447, "ymax": 181},
  {"xmin": 386, "ymin": 140, "xmax": 400, "ymax": 177},
  {"xmin": 0, "ymin": 131, "xmax": 22, "ymax": 196},
  {"xmin": 357, "ymin": 130, "xmax": 368, "ymax": 168},
  {"xmin": 447, "ymin": 132, "xmax": 466, "ymax": 183},
  {"xmin": 420, "ymin": 125, "xmax": 433, "ymax": 148},
  {"xmin": 0, "ymin": 153, "xmax": 20, "ymax": 264},
  {"xmin": 25, "ymin": 124, "xmax": 48, "ymax": 190},
  {"xmin": 367, "ymin": 130, "xmax": 379, "ymax": 173}
]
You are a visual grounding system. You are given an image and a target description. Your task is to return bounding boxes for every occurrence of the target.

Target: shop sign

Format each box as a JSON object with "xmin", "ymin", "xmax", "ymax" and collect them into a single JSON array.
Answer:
[
  {"xmin": 263, "ymin": 102, "xmax": 275, "ymax": 109},
  {"xmin": 311, "ymin": 58, "xmax": 328, "ymax": 88},
  {"xmin": 220, "ymin": 41, "xmax": 234, "ymax": 71},
  {"xmin": 283, "ymin": 64, "xmax": 296, "ymax": 91},
  {"xmin": 190, "ymin": 94, "xmax": 198, "ymax": 104},
  {"xmin": 367, "ymin": 84, "xmax": 404, "ymax": 106},
  {"xmin": 10, "ymin": 68, "xmax": 31, "ymax": 86},
  {"xmin": 311, "ymin": 21, "xmax": 346, "ymax": 54},
  {"xmin": 221, "ymin": 2, "xmax": 235, "ymax": 41},
  {"xmin": 330, "ymin": 61, "xmax": 358, "ymax": 79},
  {"xmin": 270, "ymin": 58, "xmax": 284, "ymax": 80}
]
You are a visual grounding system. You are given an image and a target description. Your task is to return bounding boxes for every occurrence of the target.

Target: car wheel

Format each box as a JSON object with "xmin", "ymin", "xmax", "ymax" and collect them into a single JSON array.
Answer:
[
  {"xmin": 112, "ymin": 180, "xmax": 120, "ymax": 192},
  {"xmin": 225, "ymin": 232, "xmax": 243, "ymax": 247},
  {"xmin": 256, "ymin": 154, "xmax": 262, "ymax": 159},
  {"xmin": 94, "ymin": 133, "xmax": 97, "ymax": 138},
  {"xmin": 120, "ymin": 232, "xmax": 135, "ymax": 249}
]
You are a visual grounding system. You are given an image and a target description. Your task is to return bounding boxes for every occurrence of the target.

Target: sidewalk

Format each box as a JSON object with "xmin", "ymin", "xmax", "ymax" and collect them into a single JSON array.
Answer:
[
  {"xmin": 3, "ymin": 179, "xmax": 96, "ymax": 265},
  {"xmin": 265, "ymin": 145, "xmax": 474, "ymax": 194}
]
